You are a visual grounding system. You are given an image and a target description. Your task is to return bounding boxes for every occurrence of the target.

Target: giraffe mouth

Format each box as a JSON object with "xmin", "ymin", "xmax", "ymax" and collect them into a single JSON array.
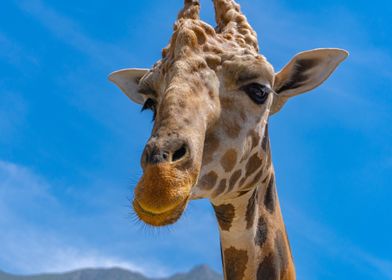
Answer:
[
  {"xmin": 132, "ymin": 163, "xmax": 197, "ymax": 227},
  {"xmin": 133, "ymin": 196, "xmax": 189, "ymax": 227}
]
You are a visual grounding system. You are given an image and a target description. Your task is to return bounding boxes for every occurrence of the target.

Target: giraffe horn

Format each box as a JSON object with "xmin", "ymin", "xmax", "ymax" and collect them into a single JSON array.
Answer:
[
  {"xmin": 178, "ymin": 0, "xmax": 201, "ymax": 20},
  {"xmin": 213, "ymin": 0, "xmax": 259, "ymax": 51}
]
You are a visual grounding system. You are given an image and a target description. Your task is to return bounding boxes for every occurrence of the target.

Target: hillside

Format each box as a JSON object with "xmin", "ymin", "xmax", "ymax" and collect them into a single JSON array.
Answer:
[{"xmin": 0, "ymin": 265, "xmax": 222, "ymax": 280}]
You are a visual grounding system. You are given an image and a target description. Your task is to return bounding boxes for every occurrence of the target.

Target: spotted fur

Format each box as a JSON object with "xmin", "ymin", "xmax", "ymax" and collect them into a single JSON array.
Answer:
[
  {"xmin": 214, "ymin": 203, "xmax": 235, "ymax": 231},
  {"xmin": 264, "ymin": 174, "xmax": 276, "ymax": 213},
  {"xmin": 223, "ymin": 247, "xmax": 249, "ymax": 280}
]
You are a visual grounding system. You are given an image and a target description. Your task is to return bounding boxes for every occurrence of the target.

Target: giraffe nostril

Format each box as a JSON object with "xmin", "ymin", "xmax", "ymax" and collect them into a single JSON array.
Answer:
[
  {"xmin": 162, "ymin": 151, "xmax": 170, "ymax": 161},
  {"xmin": 172, "ymin": 144, "xmax": 188, "ymax": 162},
  {"xmin": 144, "ymin": 141, "xmax": 189, "ymax": 165},
  {"xmin": 146, "ymin": 147, "xmax": 170, "ymax": 164}
]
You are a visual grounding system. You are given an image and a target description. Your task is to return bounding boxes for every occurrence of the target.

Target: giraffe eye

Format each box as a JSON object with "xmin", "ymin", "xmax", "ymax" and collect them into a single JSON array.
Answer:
[
  {"xmin": 241, "ymin": 83, "xmax": 271, "ymax": 105},
  {"xmin": 142, "ymin": 98, "xmax": 157, "ymax": 121}
]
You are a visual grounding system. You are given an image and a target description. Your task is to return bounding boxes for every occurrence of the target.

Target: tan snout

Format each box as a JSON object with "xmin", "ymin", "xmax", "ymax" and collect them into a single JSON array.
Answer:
[{"xmin": 133, "ymin": 140, "xmax": 199, "ymax": 226}]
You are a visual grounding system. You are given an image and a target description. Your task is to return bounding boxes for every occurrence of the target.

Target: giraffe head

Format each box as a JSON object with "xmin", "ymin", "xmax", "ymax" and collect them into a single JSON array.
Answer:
[{"xmin": 109, "ymin": 0, "xmax": 347, "ymax": 227}]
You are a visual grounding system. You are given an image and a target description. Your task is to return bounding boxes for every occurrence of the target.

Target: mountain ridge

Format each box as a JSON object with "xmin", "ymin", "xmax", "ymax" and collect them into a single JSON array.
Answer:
[{"xmin": 0, "ymin": 265, "xmax": 222, "ymax": 280}]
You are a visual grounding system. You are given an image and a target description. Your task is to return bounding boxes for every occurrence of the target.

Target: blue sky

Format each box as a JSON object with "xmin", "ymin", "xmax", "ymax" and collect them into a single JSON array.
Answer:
[{"xmin": 0, "ymin": 0, "xmax": 392, "ymax": 279}]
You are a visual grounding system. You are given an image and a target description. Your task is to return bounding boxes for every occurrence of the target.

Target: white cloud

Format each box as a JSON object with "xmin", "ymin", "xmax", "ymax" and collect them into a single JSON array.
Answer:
[
  {"xmin": 0, "ymin": 160, "xmax": 55, "ymax": 221},
  {"xmin": 0, "ymin": 229, "xmax": 164, "ymax": 277},
  {"xmin": 0, "ymin": 160, "xmax": 169, "ymax": 278},
  {"xmin": 11, "ymin": 0, "xmax": 146, "ymax": 138},
  {"xmin": 15, "ymin": 0, "xmax": 133, "ymax": 68}
]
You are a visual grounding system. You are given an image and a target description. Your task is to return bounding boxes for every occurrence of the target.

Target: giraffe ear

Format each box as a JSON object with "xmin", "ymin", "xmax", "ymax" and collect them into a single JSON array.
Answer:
[
  {"xmin": 108, "ymin": 68, "xmax": 149, "ymax": 105},
  {"xmin": 270, "ymin": 48, "xmax": 348, "ymax": 115}
]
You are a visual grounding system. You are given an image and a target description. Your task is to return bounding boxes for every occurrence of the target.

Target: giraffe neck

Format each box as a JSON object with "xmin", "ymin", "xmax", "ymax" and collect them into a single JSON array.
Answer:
[{"xmin": 212, "ymin": 146, "xmax": 296, "ymax": 280}]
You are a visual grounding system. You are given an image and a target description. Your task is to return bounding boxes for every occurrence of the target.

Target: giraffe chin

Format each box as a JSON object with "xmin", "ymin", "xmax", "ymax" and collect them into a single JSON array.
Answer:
[
  {"xmin": 133, "ymin": 197, "xmax": 189, "ymax": 227},
  {"xmin": 132, "ymin": 163, "xmax": 198, "ymax": 227}
]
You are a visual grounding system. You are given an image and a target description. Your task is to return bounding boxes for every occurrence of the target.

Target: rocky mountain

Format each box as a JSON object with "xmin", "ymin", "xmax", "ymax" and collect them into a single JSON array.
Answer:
[{"xmin": 0, "ymin": 265, "xmax": 222, "ymax": 280}]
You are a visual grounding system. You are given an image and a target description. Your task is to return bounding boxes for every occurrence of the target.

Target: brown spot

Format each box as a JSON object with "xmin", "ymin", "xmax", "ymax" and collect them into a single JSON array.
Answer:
[
  {"xmin": 228, "ymin": 169, "xmax": 242, "ymax": 191},
  {"xmin": 162, "ymin": 47, "xmax": 169, "ymax": 58},
  {"xmin": 183, "ymin": 118, "xmax": 191, "ymax": 125},
  {"xmin": 238, "ymin": 176, "xmax": 247, "ymax": 188},
  {"xmin": 254, "ymin": 216, "xmax": 268, "ymax": 246},
  {"xmin": 255, "ymin": 231, "xmax": 290, "ymax": 280},
  {"xmin": 264, "ymin": 174, "xmax": 276, "ymax": 213},
  {"xmin": 257, "ymin": 253, "xmax": 279, "ymax": 280},
  {"xmin": 223, "ymin": 119, "xmax": 241, "ymax": 138},
  {"xmin": 246, "ymin": 153, "xmax": 262, "ymax": 177},
  {"xmin": 202, "ymin": 133, "xmax": 220, "ymax": 165},
  {"xmin": 275, "ymin": 230, "xmax": 289, "ymax": 270},
  {"xmin": 265, "ymin": 148, "xmax": 272, "ymax": 169},
  {"xmin": 205, "ymin": 54, "xmax": 221, "ymax": 70},
  {"xmin": 224, "ymin": 33, "xmax": 234, "ymax": 40},
  {"xmin": 199, "ymin": 171, "xmax": 218, "ymax": 190},
  {"xmin": 249, "ymin": 129, "xmax": 261, "ymax": 149},
  {"xmin": 262, "ymin": 124, "xmax": 269, "ymax": 151},
  {"xmin": 213, "ymin": 203, "xmax": 235, "ymax": 231},
  {"xmin": 212, "ymin": 179, "xmax": 227, "ymax": 198},
  {"xmin": 220, "ymin": 149, "xmax": 238, "ymax": 172},
  {"xmin": 193, "ymin": 25, "xmax": 207, "ymax": 45},
  {"xmin": 223, "ymin": 247, "xmax": 248, "ymax": 280},
  {"xmin": 245, "ymin": 190, "xmax": 257, "ymax": 229}
]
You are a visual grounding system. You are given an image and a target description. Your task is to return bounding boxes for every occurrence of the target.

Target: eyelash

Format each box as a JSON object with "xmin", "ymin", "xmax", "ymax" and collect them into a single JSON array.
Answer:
[
  {"xmin": 241, "ymin": 83, "xmax": 271, "ymax": 105},
  {"xmin": 141, "ymin": 98, "xmax": 157, "ymax": 121}
]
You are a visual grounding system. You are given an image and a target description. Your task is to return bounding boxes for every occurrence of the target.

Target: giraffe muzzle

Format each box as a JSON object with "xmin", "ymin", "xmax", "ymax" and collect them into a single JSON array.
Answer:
[{"xmin": 133, "ymin": 138, "xmax": 201, "ymax": 226}]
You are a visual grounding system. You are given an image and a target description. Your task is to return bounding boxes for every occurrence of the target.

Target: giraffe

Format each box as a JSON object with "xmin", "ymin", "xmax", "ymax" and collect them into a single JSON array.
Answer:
[{"xmin": 109, "ymin": 1, "xmax": 348, "ymax": 279}]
